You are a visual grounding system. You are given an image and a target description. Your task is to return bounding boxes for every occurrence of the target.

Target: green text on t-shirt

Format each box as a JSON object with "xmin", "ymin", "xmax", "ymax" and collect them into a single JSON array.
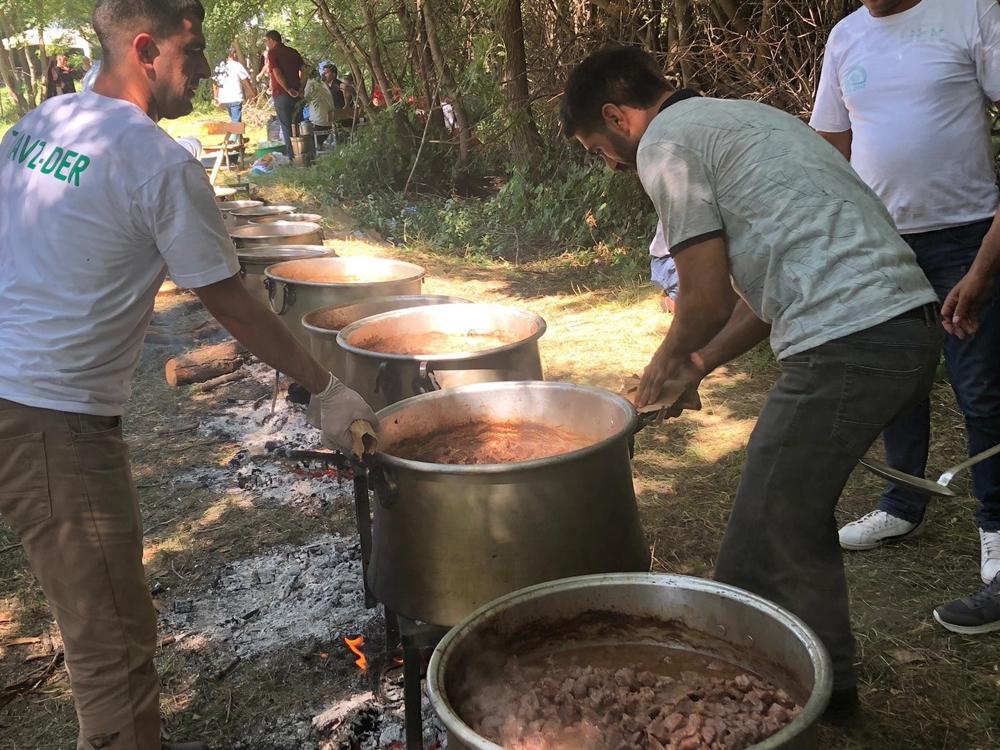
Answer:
[{"xmin": 7, "ymin": 129, "xmax": 91, "ymax": 187}]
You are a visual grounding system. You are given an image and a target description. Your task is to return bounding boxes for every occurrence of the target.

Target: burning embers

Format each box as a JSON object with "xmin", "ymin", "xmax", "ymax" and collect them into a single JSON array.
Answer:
[
  {"xmin": 458, "ymin": 650, "xmax": 801, "ymax": 750},
  {"xmin": 344, "ymin": 635, "xmax": 368, "ymax": 671}
]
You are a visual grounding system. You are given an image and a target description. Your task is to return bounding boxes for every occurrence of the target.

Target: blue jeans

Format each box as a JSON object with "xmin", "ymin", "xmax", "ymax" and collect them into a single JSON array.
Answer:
[
  {"xmin": 226, "ymin": 101, "xmax": 242, "ymax": 123},
  {"xmin": 879, "ymin": 219, "xmax": 1000, "ymax": 531},
  {"xmin": 273, "ymin": 93, "xmax": 301, "ymax": 156}
]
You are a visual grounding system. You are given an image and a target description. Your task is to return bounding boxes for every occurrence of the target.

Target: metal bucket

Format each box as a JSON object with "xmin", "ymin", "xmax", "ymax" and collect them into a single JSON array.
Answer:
[
  {"xmin": 369, "ymin": 381, "xmax": 650, "ymax": 626},
  {"xmin": 302, "ymin": 295, "xmax": 471, "ymax": 379},
  {"xmin": 228, "ymin": 204, "xmax": 296, "ymax": 226},
  {"xmin": 337, "ymin": 303, "xmax": 545, "ymax": 410},
  {"xmin": 250, "ymin": 212, "xmax": 323, "ymax": 225},
  {"xmin": 236, "ymin": 245, "xmax": 334, "ymax": 307},
  {"xmin": 264, "ymin": 256, "xmax": 426, "ymax": 350},
  {"xmin": 428, "ymin": 573, "xmax": 833, "ymax": 750},
  {"xmin": 230, "ymin": 221, "xmax": 323, "ymax": 250}
]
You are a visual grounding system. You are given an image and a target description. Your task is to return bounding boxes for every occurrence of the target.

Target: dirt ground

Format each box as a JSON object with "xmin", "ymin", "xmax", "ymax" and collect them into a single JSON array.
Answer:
[{"xmin": 2, "ymin": 199, "xmax": 999, "ymax": 749}]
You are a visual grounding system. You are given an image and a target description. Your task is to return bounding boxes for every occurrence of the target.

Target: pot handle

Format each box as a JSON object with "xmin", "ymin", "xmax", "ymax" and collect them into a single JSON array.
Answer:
[
  {"xmin": 374, "ymin": 361, "xmax": 404, "ymax": 404},
  {"xmin": 411, "ymin": 361, "xmax": 441, "ymax": 394},
  {"xmin": 265, "ymin": 278, "xmax": 294, "ymax": 315},
  {"xmin": 370, "ymin": 463, "xmax": 399, "ymax": 508}
]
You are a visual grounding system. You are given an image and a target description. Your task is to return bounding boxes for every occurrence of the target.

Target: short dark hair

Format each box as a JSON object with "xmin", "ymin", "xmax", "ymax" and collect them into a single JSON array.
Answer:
[
  {"xmin": 265, "ymin": 30, "xmax": 282, "ymax": 43},
  {"xmin": 561, "ymin": 46, "xmax": 670, "ymax": 138},
  {"xmin": 93, "ymin": 0, "xmax": 205, "ymax": 62}
]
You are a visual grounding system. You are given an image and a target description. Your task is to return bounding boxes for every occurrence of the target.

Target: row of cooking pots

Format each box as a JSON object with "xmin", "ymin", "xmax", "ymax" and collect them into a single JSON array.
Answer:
[{"xmin": 217, "ymin": 200, "xmax": 831, "ymax": 749}]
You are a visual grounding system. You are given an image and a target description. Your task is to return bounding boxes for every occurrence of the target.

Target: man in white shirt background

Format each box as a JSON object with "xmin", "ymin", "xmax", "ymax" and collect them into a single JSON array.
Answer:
[
  {"xmin": 812, "ymin": 0, "xmax": 1000, "ymax": 634},
  {"xmin": 212, "ymin": 47, "xmax": 253, "ymax": 126},
  {"xmin": 0, "ymin": 0, "xmax": 376, "ymax": 747}
]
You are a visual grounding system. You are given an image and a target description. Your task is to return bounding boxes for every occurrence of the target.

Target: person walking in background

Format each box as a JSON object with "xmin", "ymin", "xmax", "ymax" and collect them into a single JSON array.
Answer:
[
  {"xmin": 82, "ymin": 58, "xmax": 102, "ymax": 91},
  {"xmin": 213, "ymin": 47, "xmax": 253, "ymax": 128},
  {"xmin": 264, "ymin": 30, "xmax": 304, "ymax": 156},
  {"xmin": 303, "ymin": 62, "xmax": 336, "ymax": 146},
  {"xmin": 649, "ymin": 222, "xmax": 679, "ymax": 313},
  {"xmin": 811, "ymin": 0, "xmax": 1000, "ymax": 634},
  {"xmin": 45, "ymin": 54, "xmax": 77, "ymax": 98},
  {"xmin": 341, "ymin": 71, "xmax": 356, "ymax": 109}
]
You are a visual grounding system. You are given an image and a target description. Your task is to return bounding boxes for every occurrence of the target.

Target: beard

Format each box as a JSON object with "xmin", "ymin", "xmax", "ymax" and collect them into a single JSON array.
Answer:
[{"xmin": 605, "ymin": 130, "xmax": 638, "ymax": 172}]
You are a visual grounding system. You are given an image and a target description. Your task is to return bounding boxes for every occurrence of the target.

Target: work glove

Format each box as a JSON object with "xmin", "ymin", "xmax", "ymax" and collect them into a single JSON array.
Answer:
[{"xmin": 315, "ymin": 373, "xmax": 379, "ymax": 457}]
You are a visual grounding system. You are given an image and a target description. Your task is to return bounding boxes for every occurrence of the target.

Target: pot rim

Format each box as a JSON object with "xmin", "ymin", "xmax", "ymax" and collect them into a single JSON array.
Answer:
[
  {"xmin": 264, "ymin": 256, "xmax": 427, "ymax": 289},
  {"xmin": 335, "ymin": 303, "xmax": 546, "ymax": 363},
  {"xmin": 249, "ymin": 213, "xmax": 324, "ymax": 225},
  {"xmin": 237, "ymin": 244, "xmax": 333, "ymax": 266},
  {"xmin": 217, "ymin": 199, "xmax": 263, "ymax": 213},
  {"xmin": 228, "ymin": 203, "xmax": 297, "ymax": 217},
  {"xmin": 230, "ymin": 221, "xmax": 322, "ymax": 240},
  {"xmin": 301, "ymin": 295, "xmax": 472, "ymax": 336},
  {"xmin": 374, "ymin": 380, "xmax": 636, "ymax": 475},
  {"xmin": 426, "ymin": 572, "xmax": 834, "ymax": 750}
]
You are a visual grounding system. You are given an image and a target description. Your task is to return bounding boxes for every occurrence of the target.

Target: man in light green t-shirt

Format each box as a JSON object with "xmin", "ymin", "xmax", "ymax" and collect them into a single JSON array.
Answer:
[{"xmin": 563, "ymin": 46, "xmax": 942, "ymax": 721}]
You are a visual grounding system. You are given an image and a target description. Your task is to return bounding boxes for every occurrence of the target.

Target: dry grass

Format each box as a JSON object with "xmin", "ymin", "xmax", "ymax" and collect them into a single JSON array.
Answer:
[{"xmin": 2, "ymin": 192, "xmax": 999, "ymax": 748}]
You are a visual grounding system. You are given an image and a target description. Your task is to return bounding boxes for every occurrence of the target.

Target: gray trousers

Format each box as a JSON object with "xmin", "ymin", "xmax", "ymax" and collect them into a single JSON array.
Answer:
[{"xmin": 715, "ymin": 307, "xmax": 942, "ymax": 690}]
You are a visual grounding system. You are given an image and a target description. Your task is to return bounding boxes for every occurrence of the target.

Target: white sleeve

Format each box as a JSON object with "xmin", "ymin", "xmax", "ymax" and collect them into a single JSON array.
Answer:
[
  {"xmin": 132, "ymin": 161, "xmax": 240, "ymax": 289},
  {"xmin": 809, "ymin": 39, "xmax": 851, "ymax": 133},
  {"xmin": 237, "ymin": 62, "xmax": 250, "ymax": 81},
  {"xmin": 975, "ymin": 0, "xmax": 1000, "ymax": 100}
]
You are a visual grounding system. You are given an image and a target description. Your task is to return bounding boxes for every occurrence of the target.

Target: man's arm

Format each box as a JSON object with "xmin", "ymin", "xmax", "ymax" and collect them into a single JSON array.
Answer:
[
  {"xmin": 194, "ymin": 275, "xmax": 328, "ymax": 393},
  {"xmin": 240, "ymin": 77, "xmax": 255, "ymax": 102},
  {"xmin": 818, "ymin": 129, "xmax": 852, "ymax": 161},
  {"xmin": 941, "ymin": 200, "xmax": 1000, "ymax": 339},
  {"xmin": 691, "ymin": 298, "xmax": 771, "ymax": 377},
  {"xmin": 635, "ymin": 235, "xmax": 737, "ymax": 406}
]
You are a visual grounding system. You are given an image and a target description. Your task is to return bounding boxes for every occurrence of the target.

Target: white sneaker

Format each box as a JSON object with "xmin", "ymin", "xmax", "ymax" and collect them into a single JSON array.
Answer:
[
  {"xmin": 981, "ymin": 529, "xmax": 1000, "ymax": 585},
  {"xmin": 838, "ymin": 510, "xmax": 926, "ymax": 551}
]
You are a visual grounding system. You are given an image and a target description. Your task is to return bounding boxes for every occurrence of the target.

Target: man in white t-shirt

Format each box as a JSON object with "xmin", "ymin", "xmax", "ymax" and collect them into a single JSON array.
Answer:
[
  {"xmin": 563, "ymin": 46, "xmax": 942, "ymax": 720},
  {"xmin": 212, "ymin": 47, "xmax": 252, "ymax": 125},
  {"xmin": 811, "ymin": 0, "xmax": 1000, "ymax": 634},
  {"xmin": 0, "ymin": 1, "xmax": 376, "ymax": 748}
]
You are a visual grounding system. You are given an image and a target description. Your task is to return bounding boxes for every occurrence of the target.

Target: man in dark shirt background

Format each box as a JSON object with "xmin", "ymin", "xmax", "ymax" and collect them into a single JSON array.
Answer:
[
  {"xmin": 264, "ymin": 30, "xmax": 304, "ymax": 156},
  {"xmin": 322, "ymin": 62, "xmax": 346, "ymax": 110}
]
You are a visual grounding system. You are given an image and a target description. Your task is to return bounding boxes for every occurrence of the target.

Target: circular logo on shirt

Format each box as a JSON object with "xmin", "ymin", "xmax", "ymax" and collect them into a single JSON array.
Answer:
[{"xmin": 843, "ymin": 65, "xmax": 868, "ymax": 94}]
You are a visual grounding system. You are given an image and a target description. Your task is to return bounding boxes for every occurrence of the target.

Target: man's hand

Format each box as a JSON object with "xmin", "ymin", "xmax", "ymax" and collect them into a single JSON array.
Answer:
[
  {"xmin": 636, "ymin": 348, "xmax": 705, "ymax": 408},
  {"xmin": 941, "ymin": 270, "xmax": 993, "ymax": 339},
  {"xmin": 316, "ymin": 374, "xmax": 379, "ymax": 456},
  {"xmin": 288, "ymin": 88, "xmax": 300, "ymax": 98}
]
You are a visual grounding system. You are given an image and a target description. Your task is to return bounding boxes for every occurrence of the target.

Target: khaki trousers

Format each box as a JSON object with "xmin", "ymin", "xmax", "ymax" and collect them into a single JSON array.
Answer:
[{"xmin": 0, "ymin": 399, "xmax": 160, "ymax": 749}]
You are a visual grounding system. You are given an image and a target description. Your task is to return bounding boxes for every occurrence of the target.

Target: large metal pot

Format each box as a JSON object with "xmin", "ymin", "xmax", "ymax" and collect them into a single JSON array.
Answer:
[
  {"xmin": 228, "ymin": 204, "xmax": 296, "ymax": 226},
  {"xmin": 337, "ymin": 303, "xmax": 545, "ymax": 410},
  {"xmin": 236, "ymin": 245, "xmax": 333, "ymax": 307},
  {"xmin": 302, "ymin": 295, "xmax": 470, "ymax": 379},
  {"xmin": 264, "ymin": 256, "xmax": 425, "ymax": 349},
  {"xmin": 369, "ymin": 381, "xmax": 650, "ymax": 626},
  {"xmin": 230, "ymin": 221, "xmax": 323, "ymax": 250},
  {"xmin": 250, "ymin": 212, "xmax": 323, "ymax": 225},
  {"xmin": 217, "ymin": 199, "xmax": 263, "ymax": 230},
  {"xmin": 428, "ymin": 573, "xmax": 832, "ymax": 750}
]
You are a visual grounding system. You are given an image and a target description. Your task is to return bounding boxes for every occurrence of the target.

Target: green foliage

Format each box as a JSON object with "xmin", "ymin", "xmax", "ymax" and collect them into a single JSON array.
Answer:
[{"xmin": 270, "ymin": 128, "xmax": 656, "ymax": 284}]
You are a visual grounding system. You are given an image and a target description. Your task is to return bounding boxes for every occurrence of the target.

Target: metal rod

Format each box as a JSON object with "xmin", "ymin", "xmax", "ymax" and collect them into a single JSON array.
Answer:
[
  {"xmin": 352, "ymin": 464, "xmax": 377, "ymax": 608},
  {"xmin": 404, "ymin": 642, "xmax": 423, "ymax": 750}
]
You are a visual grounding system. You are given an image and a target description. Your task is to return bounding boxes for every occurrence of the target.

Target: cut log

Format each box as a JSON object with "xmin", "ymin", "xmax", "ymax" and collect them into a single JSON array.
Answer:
[{"xmin": 165, "ymin": 341, "xmax": 247, "ymax": 386}]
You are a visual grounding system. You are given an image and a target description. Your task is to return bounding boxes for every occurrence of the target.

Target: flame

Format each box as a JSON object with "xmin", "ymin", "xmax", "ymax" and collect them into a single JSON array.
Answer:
[{"xmin": 344, "ymin": 635, "xmax": 367, "ymax": 671}]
